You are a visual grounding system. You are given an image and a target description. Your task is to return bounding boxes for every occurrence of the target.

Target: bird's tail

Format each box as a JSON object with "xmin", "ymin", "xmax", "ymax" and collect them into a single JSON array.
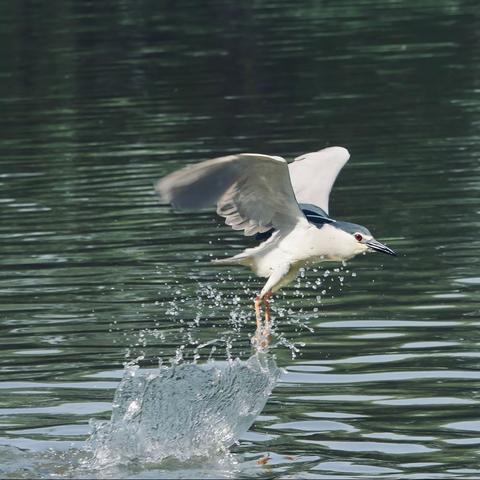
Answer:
[{"xmin": 211, "ymin": 252, "xmax": 252, "ymax": 266}]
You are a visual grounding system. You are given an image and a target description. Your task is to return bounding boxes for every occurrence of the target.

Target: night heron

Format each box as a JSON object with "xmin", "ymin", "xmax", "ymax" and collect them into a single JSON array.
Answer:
[{"xmin": 156, "ymin": 146, "xmax": 396, "ymax": 343}]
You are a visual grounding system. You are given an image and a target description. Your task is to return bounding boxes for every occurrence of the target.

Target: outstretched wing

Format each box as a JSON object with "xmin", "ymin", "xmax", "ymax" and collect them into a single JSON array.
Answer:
[
  {"xmin": 288, "ymin": 146, "xmax": 350, "ymax": 214},
  {"xmin": 156, "ymin": 153, "xmax": 308, "ymax": 236}
]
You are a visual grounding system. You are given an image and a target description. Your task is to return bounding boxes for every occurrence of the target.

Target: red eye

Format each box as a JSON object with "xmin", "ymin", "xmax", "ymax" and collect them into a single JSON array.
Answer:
[{"xmin": 354, "ymin": 233, "xmax": 363, "ymax": 242}]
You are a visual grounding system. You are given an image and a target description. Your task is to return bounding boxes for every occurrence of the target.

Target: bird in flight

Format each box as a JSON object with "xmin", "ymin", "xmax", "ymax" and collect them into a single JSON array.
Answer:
[{"xmin": 156, "ymin": 147, "xmax": 395, "ymax": 345}]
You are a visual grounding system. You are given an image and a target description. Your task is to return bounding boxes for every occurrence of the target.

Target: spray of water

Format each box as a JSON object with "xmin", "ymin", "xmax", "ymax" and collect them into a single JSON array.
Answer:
[
  {"xmin": 85, "ymin": 263, "xmax": 356, "ymax": 470},
  {"xmin": 84, "ymin": 352, "xmax": 279, "ymax": 469}
]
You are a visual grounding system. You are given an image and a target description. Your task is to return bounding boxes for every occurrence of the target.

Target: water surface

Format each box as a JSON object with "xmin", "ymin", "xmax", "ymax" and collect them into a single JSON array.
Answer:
[{"xmin": 1, "ymin": 0, "xmax": 480, "ymax": 478}]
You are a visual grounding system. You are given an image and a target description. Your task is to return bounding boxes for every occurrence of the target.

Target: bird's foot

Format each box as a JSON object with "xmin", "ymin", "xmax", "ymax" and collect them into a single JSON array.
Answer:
[
  {"xmin": 251, "ymin": 292, "xmax": 273, "ymax": 351},
  {"xmin": 251, "ymin": 329, "xmax": 270, "ymax": 351}
]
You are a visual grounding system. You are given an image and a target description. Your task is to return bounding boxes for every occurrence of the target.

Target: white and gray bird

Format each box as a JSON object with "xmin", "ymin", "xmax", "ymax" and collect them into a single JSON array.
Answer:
[{"xmin": 156, "ymin": 146, "xmax": 395, "ymax": 340}]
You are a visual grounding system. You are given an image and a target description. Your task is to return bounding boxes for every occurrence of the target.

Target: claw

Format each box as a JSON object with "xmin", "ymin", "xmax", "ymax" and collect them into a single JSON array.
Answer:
[{"xmin": 251, "ymin": 330, "xmax": 269, "ymax": 351}]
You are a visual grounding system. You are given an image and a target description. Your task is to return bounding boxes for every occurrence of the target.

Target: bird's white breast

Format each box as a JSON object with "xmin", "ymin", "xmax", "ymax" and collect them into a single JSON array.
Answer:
[{"xmin": 249, "ymin": 223, "xmax": 357, "ymax": 277}]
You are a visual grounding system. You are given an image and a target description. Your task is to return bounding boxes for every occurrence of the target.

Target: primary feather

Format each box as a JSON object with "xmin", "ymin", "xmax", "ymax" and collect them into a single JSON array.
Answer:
[
  {"xmin": 288, "ymin": 146, "xmax": 350, "ymax": 214},
  {"xmin": 155, "ymin": 153, "xmax": 308, "ymax": 236}
]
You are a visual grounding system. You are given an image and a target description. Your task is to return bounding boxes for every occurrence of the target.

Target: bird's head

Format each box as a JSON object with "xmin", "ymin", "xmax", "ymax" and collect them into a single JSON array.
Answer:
[{"xmin": 334, "ymin": 221, "xmax": 396, "ymax": 258}]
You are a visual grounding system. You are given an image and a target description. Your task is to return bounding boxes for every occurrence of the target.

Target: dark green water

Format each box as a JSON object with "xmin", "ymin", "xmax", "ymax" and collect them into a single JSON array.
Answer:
[{"xmin": 1, "ymin": 1, "xmax": 480, "ymax": 478}]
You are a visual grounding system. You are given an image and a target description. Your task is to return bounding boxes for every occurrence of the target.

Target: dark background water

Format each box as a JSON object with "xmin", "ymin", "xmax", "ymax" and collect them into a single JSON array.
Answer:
[{"xmin": 1, "ymin": 0, "xmax": 480, "ymax": 478}]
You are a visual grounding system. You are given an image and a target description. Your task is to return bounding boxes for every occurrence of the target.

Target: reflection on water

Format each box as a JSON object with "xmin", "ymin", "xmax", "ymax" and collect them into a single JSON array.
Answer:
[{"xmin": 1, "ymin": 0, "xmax": 480, "ymax": 478}]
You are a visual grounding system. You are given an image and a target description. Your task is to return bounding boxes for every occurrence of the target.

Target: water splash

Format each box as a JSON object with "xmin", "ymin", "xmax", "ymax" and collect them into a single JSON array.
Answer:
[
  {"xmin": 128, "ymin": 266, "xmax": 342, "ymax": 362},
  {"xmin": 85, "ymin": 352, "xmax": 280, "ymax": 468}
]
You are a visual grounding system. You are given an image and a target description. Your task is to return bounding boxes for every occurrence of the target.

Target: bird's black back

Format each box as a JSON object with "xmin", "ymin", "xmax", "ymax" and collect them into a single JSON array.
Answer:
[{"xmin": 255, "ymin": 203, "xmax": 335, "ymax": 241}]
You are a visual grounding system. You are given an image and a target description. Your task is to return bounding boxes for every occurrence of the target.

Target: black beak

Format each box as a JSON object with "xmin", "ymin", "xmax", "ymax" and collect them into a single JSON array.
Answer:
[{"xmin": 366, "ymin": 239, "xmax": 396, "ymax": 256}]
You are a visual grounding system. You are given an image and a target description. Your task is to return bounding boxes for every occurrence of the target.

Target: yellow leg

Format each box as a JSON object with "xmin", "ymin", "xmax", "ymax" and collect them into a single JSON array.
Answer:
[
  {"xmin": 254, "ymin": 296, "xmax": 263, "ymax": 332},
  {"xmin": 253, "ymin": 291, "xmax": 274, "ymax": 350},
  {"xmin": 264, "ymin": 291, "xmax": 272, "ymax": 336}
]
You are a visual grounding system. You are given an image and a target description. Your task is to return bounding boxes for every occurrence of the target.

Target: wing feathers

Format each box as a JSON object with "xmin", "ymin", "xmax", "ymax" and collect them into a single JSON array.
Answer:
[
  {"xmin": 289, "ymin": 146, "xmax": 349, "ymax": 214},
  {"xmin": 156, "ymin": 154, "xmax": 307, "ymax": 236},
  {"xmin": 155, "ymin": 156, "xmax": 242, "ymax": 210},
  {"xmin": 157, "ymin": 146, "xmax": 350, "ymax": 235}
]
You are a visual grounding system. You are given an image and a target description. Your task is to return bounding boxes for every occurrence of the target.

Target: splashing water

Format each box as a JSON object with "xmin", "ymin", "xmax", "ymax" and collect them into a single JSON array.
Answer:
[
  {"xmin": 84, "ymin": 352, "xmax": 280, "ymax": 469},
  {"xmin": 0, "ymin": 267, "xmax": 356, "ymax": 477},
  {"xmin": 82, "ymin": 266, "xmax": 351, "ymax": 471},
  {"xmin": 128, "ymin": 264, "xmax": 344, "ymax": 363}
]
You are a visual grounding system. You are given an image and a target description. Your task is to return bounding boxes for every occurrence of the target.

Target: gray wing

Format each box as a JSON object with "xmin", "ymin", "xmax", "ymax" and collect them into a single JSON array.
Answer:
[
  {"xmin": 288, "ymin": 146, "xmax": 350, "ymax": 214},
  {"xmin": 156, "ymin": 153, "xmax": 308, "ymax": 236}
]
